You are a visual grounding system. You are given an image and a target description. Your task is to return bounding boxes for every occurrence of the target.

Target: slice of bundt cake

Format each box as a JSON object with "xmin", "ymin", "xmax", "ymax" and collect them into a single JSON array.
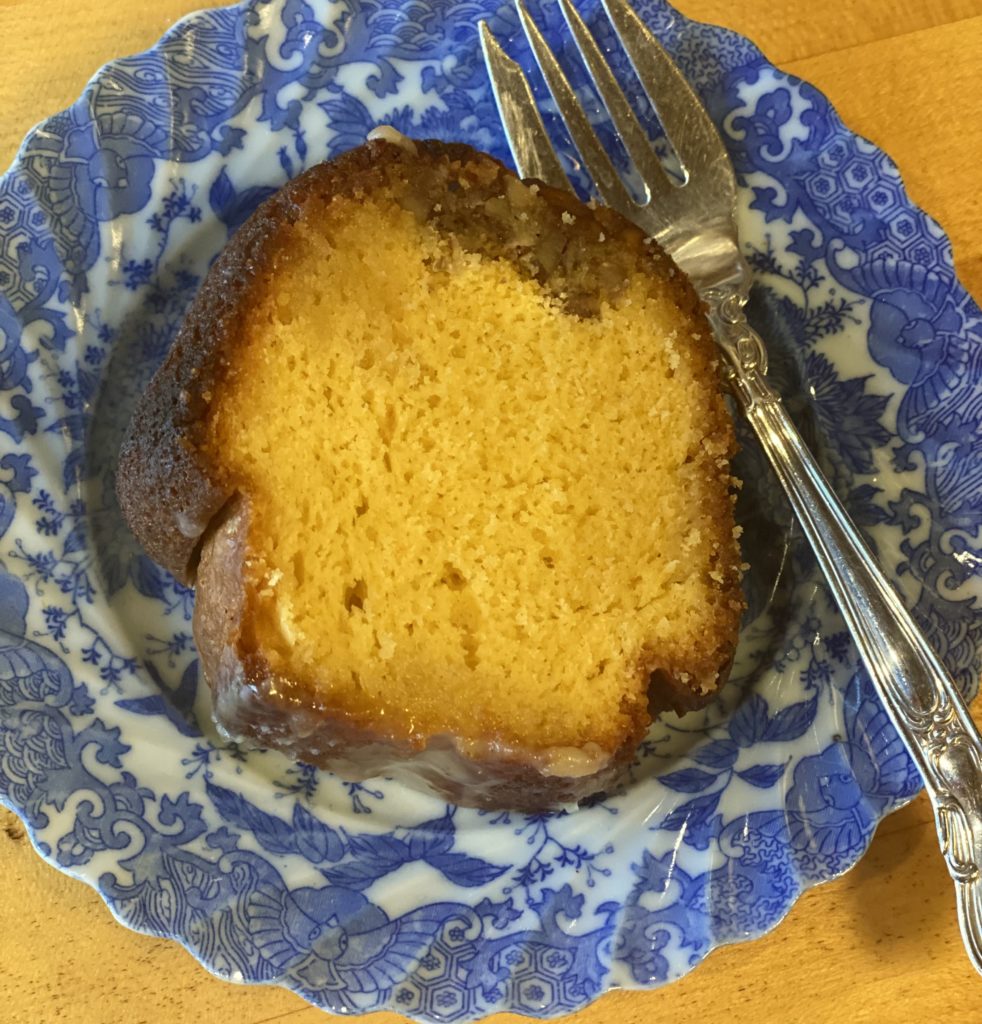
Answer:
[{"xmin": 117, "ymin": 134, "xmax": 744, "ymax": 810}]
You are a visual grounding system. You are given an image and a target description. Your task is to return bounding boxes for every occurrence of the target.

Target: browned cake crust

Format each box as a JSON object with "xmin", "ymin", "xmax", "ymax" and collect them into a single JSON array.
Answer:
[{"xmin": 117, "ymin": 137, "xmax": 743, "ymax": 810}]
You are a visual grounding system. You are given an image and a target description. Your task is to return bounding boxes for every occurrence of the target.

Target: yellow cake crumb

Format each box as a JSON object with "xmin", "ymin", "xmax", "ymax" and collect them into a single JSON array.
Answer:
[{"xmin": 203, "ymin": 190, "xmax": 741, "ymax": 753}]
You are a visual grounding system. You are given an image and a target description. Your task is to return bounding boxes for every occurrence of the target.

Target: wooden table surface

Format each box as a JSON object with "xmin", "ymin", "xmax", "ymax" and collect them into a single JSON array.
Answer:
[{"xmin": 2, "ymin": 1, "xmax": 981, "ymax": 1022}]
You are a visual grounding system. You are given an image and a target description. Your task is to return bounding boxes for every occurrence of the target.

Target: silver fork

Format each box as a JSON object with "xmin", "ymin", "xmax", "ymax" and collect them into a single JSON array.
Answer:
[{"xmin": 480, "ymin": 0, "xmax": 982, "ymax": 974}]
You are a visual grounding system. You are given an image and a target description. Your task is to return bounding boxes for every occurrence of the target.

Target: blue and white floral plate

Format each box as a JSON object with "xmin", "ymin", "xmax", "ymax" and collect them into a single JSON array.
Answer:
[{"xmin": 1, "ymin": 0, "xmax": 980, "ymax": 1019}]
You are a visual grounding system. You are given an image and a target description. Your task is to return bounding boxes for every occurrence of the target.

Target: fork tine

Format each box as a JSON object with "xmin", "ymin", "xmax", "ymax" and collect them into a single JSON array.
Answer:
[
  {"xmin": 513, "ymin": 0, "xmax": 636, "ymax": 221},
  {"xmin": 479, "ymin": 22, "xmax": 570, "ymax": 190},
  {"xmin": 600, "ymin": 0, "xmax": 734, "ymax": 202},
  {"xmin": 555, "ymin": 0, "xmax": 676, "ymax": 209}
]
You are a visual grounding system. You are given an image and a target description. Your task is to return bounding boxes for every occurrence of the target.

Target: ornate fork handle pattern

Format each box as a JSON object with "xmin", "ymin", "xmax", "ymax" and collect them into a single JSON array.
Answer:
[{"xmin": 707, "ymin": 289, "xmax": 982, "ymax": 970}]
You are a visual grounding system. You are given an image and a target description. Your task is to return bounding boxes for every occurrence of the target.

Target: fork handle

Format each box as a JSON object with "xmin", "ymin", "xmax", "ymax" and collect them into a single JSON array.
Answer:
[{"xmin": 706, "ymin": 296, "xmax": 982, "ymax": 974}]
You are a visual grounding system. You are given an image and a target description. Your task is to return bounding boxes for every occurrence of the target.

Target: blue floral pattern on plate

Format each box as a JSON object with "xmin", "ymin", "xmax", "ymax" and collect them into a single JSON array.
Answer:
[{"xmin": 0, "ymin": 0, "xmax": 980, "ymax": 1018}]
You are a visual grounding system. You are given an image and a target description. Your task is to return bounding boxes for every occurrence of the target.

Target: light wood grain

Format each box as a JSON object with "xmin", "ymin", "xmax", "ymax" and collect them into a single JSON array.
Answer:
[
  {"xmin": 1, "ymin": 1, "xmax": 981, "ymax": 1022},
  {"xmin": 687, "ymin": 0, "xmax": 982, "ymax": 63}
]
